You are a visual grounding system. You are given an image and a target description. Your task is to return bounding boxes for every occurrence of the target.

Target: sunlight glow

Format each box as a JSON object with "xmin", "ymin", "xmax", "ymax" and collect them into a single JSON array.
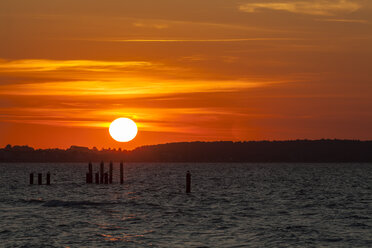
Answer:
[{"xmin": 109, "ymin": 118, "xmax": 138, "ymax": 142}]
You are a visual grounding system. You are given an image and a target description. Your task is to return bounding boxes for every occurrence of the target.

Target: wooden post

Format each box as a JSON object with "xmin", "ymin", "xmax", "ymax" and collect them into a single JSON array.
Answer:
[
  {"xmin": 29, "ymin": 173, "xmax": 34, "ymax": 185},
  {"xmin": 100, "ymin": 161, "xmax": 104, "ymax": 184},
  {"xmin": 88, "ymin": 162, "xmax": 93, "ymax": 183},
  {"xmin": 120, "ymin": 161, "xmax": 124, "ymax": 184},
  {"xmin": 95, "ymin": 172, "xmax": 99, "ymax": 184},
  {"xmin": 38, "ymin": 173, "xmax": 42, "ymax": 185},
  {"xmin": 88, "ymin": 162, "xmax": 93, "ymax": 174},
  {"xmin": 46, "ymin": 172, "xmax": 50, "ymax": 185},
  {"xmin": 86, "ymin": 173, "xmax": 90, "ymax": 184},
  {"xmin": 109, "ymin": 161, "xmax": 113, "ymax": 184},
  {"xmin": 186, "ymin": 171, "xmax": 191, "ymax": 193},
  {"xmin": 104, "ymin": 172, "xmax": 108, "ymax": 184}
]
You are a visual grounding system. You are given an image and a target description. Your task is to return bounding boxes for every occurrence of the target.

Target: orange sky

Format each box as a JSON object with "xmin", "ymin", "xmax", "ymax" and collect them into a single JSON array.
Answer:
[{"xmin": 1, "ymin": 0, "xmax": 371, "ymax": 149}]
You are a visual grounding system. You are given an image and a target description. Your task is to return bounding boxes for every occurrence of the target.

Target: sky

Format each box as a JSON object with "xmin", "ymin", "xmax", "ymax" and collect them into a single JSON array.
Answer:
[{"xmin": 0, "ymin": 0, "xmax": 371, "ymax": 149}]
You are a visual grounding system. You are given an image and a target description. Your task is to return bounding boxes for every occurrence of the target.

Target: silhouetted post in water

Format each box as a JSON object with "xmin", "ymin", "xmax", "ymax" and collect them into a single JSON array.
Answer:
[
  {"xmin": 88, "ymin": 162, "xmax": 93, "ymax": 183},
  {"xmin": 186, "ymin": 171, "xmax": 191, "ymax": 193},
  {"xmin": 104, "ymin": 172, "xmax": 108, "ymax": 184},
  {"xmin": 109, "ymin": 161, "xmax": 113, "ymax": 184},
  {"xmin": 46, "ymin": 172, "xmax": 50, "ymax": 185},
  {"xmin": 120, "ymin": 161, "xmax": 124, "ymax": 184},
  {"xmin": 29, "ymin": 173, "xmax": 34, "ymax": 185},
  {"xmin": 38, "ymin": 173, "xmax": 42, "ymax": 185},
  {"xmin": 100, "ymin": 161, "xmax": 104, "ymax": 184},
  {"xmin": 86, "ymin": 162, "xmax": 93, "ymax": 184},
  {"xmin": 95, "ymin": 172, "xmax": 99, "ymax": 184}
]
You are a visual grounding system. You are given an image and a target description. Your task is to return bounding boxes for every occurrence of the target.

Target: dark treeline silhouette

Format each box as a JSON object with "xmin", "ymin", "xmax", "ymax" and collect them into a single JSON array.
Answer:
[{"xmin": 1, "ymin": 140, "xmax": 372, "ymax": 163}]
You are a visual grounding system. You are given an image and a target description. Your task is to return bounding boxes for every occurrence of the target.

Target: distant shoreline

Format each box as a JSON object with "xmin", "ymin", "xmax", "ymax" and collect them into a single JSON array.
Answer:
[
  {"xmin": 1, "ymin": 140, "xmax": 372, "ymax": 163},
  {"xmin": 1, "ymin": 162, "xmax": 371, "ymax": 165}
]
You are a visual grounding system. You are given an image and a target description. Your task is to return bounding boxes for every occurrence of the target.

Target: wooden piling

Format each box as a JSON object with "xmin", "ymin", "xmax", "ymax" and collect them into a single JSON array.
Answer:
[
  {"xmin": 120, "ymin": 161, "xmax": 124, "ymax": 184},
  {"xmin": 46, "ymin": 172, "xmax": 50, "ymax": 185},
  {"xmin": 109, "ymin": 161, "xmax": 113, "ymax": 184},
  {"xmin": 29, "ymin": 173, "xmax": 34, "ymax": 185},
  {"xmin": 95, "ymin": 172, "xmax": 99, "ymax": 184},
  {"xmin": 88, "ymin": 162, "xmax": 93, "ymax": 174},
  {"xmin": 88, "ymin": 162, "xmax": 93, "ymax": 183},
  {"xmin": 186, "ymin": 171, "xmax": 191, "ymax": 193},
  {"xmin": 104, "ymin": 172, "xmax": 108, "ymax": 184},
  {"xmin": 100, "ymin": 161, "xmax": 104, "ymax": 184},
  {"xmin": 38, "ymin": 173, "xmax": 42, "ymax": 185}
]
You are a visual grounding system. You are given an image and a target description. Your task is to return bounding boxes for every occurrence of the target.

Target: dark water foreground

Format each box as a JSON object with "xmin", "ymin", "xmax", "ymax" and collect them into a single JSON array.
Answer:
[{"xmin": 0, "ymin": 163, "xmax": 371, "ymax": 247}]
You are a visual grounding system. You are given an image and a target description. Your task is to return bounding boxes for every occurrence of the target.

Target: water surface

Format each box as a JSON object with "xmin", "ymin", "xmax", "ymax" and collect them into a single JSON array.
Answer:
[{"xmin": 0, "ymin": 163, "xmax": 371, "ymax": 247}]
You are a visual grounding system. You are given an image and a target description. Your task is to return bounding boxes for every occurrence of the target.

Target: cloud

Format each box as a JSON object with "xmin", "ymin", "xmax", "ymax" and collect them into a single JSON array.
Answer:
[
  {"xmin": 0, "ymin": 58, "xmax": 292, "ymax": 132},
  {"xmin": 0, "ymin": 58, "xmax": 297, "ymax": 92},
  {"xmin": 317, "ymin": 18, "xmax": 368, "ymax": 23},
  {"xmin": 239, "ymin": 0, "xmax": 361, "ymax": 16},
  {"xmin": 0, "ymin": 59, "xmax": 152, "ymax": 72},
  {"xmin": 106, "ymin": 38, "xmax": 300, "ymax": 42},
  {"xmin": 0, "ymin": 78, "xmax": 275, "ymax": 97},
  {"xmin": 133, "ymin": 22, "xmax": 169, "ymax": 29}
]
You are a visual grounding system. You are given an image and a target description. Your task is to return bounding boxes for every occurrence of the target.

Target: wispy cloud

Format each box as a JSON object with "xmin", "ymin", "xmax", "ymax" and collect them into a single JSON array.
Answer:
[
  {"xmin": 106, "ymin": 38, "xmax": 300, "ymax": 42},
  {"xmin": 133, "ymin": 22, "xmax": 169, "ymax": 29},
  {"xmin": 0, "ymin": 58, "xmax": 288, "ymax": 97},
  {"xmin": 239, "ymin": 0, "xmax": 361, "ymax": 16},
  {"xmin": 0, "ymin": 58, "xmax": 293, "ymax": 132},
  {"xmin": 317, "ymin": 18, "xmax": 368, "ymax": 23},
  {"xmin": 0, "ymin": 79, "xmax": 275, "ymax": 96},
  {"xmin": 0, "ymin": 59, "xmax": 152, "ymax": 72}
]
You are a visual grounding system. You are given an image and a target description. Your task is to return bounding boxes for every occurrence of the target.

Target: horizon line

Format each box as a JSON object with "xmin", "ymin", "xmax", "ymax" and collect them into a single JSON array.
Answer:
[{"xmin": 2, "ymin": 138, "xmax": 371, "ymax": 151}]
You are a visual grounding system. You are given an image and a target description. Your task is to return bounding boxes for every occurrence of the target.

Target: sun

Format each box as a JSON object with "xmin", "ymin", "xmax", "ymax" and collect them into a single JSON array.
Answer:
[{"xmin": 109, "ymin": 118, "xmax": 138, "ymax": 142}]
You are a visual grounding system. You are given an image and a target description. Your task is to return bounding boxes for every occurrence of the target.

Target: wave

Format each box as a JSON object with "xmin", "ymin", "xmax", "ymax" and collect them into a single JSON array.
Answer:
[
  {"xmin": 42, "ymin": 200, "xmax": 117, "ymax": 208},
  {"xmin": 19, "ymin": 198, "xmax": 45, "ymax": 204}
]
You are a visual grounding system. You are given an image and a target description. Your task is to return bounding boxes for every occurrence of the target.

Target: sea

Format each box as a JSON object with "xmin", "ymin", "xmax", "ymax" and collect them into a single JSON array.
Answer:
[{"xmin": 0, "ymin": 163, "xmax": 371, "ymax": 247}]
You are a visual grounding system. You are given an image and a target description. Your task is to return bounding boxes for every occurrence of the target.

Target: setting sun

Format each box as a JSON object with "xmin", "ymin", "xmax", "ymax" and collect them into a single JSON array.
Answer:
[{"xmin": 109, "ymin": 118, "xmax": 138, "ymax": 142}]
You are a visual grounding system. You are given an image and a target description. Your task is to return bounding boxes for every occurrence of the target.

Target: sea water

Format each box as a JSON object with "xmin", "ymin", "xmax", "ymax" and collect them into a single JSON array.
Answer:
[{"xmin": 0, "ymin": 163, "xmax": 371, "ymax": 247}]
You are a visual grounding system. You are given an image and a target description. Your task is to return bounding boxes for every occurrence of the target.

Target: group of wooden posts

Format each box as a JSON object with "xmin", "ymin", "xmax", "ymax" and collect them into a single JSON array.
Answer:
[
  {"xmin": 86, "ymin": 161, "xmax": 123, "ymax": 184},
  {"xmin": 86, "ymin": 161, "xmax": 192, "ymax": 193},
  {"xmin": 28, "ymin": 161, "xmax": 192, "ymax": 193},
  {"xmin": 29, "ymin": 172, "xmax": 51, "ymax": 185}
]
